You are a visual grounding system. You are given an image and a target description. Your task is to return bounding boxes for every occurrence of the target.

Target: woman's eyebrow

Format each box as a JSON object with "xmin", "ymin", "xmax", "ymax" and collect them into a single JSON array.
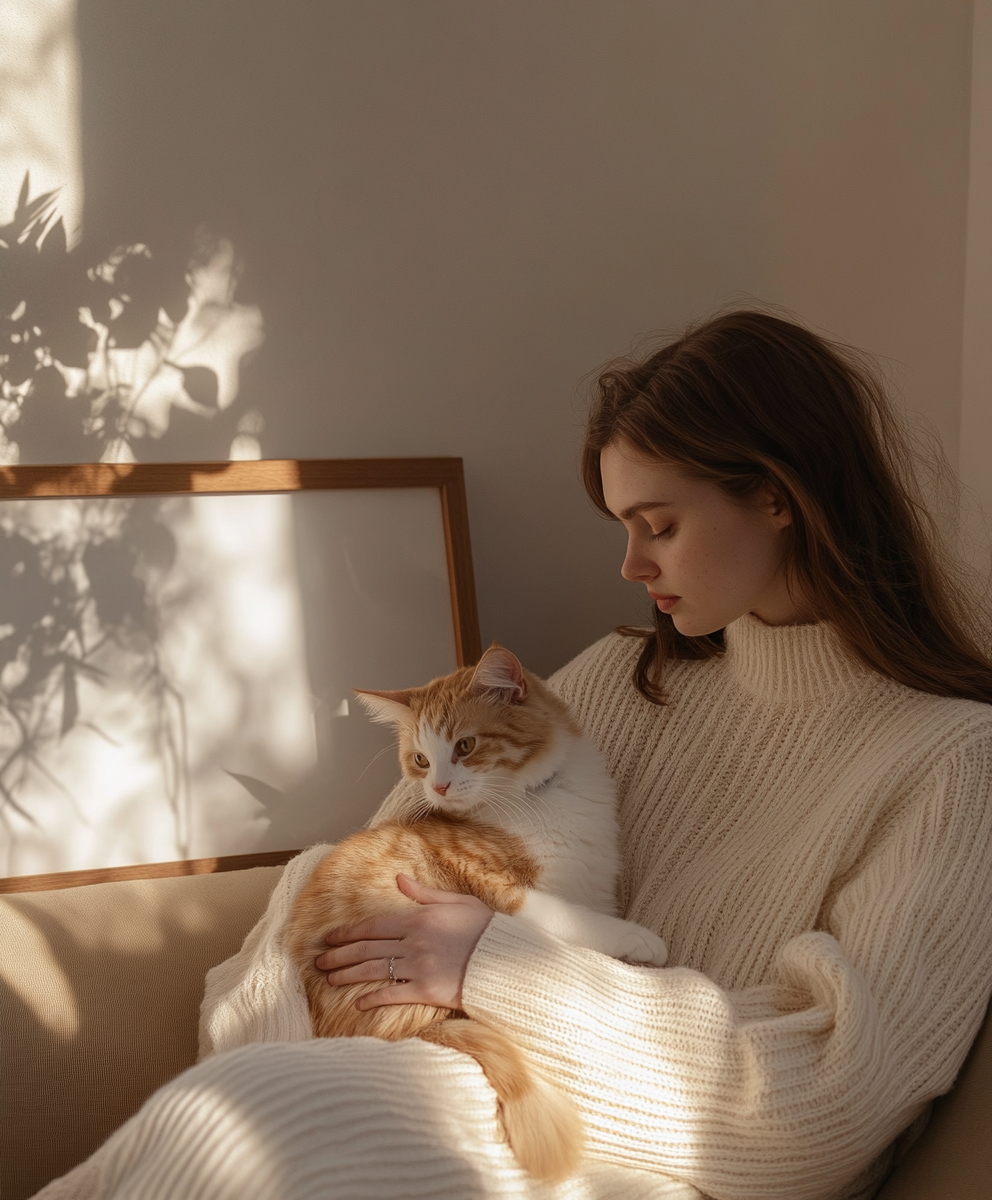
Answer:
[{"xmin": 617, "ymin": 500, "xmax": 673, "ymax": 520}]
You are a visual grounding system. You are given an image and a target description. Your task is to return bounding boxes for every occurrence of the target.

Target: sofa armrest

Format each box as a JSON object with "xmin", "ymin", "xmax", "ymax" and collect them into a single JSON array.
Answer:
[
  {"xmin": 0, "ymin": 866, "xmax": 283, "ymax": 1200},
  {"xmin": 877, "ymin": 1000, "xmax": 992, "ymax": 1200}
]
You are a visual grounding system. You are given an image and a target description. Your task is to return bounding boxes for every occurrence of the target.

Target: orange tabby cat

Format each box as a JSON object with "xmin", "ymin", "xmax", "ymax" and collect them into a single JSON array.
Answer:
[{"xmin": 286, "ymin": 644, "xmax": 668, "ymax": 1183}]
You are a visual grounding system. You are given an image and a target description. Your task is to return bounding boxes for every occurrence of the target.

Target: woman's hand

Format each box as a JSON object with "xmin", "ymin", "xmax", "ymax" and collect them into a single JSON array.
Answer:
[{"xmin": 314, "ymin": 873, "xmax": 494, "ymax": 1011}]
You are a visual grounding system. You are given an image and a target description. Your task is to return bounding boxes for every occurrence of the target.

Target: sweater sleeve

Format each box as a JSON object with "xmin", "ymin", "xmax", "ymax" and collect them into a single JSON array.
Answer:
[{"xmin": 461, "ymin": 722, "xmax": 992, "ymax": 1200}]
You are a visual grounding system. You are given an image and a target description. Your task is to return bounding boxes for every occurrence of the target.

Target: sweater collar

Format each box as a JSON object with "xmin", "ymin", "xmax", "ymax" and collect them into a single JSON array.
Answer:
[{"xmin": 723, "ymin": 613, "xmax": 878, "ymax": 706}]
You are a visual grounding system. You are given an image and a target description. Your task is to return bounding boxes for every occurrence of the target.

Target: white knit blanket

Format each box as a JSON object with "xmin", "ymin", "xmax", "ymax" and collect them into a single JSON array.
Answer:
[
  {"xmin": 198, "ymin": 843, "xmax": 331, "ymax": 1057},
  {"xmin": 32, "ymin": 843, "xmax": 695, "ymax": 1200}
]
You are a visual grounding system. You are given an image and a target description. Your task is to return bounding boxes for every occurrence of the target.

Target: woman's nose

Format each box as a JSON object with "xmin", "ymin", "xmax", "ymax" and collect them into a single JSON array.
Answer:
[{"xmin": 621, "ymin": 539, "xmax": 658, "ymax": 583}]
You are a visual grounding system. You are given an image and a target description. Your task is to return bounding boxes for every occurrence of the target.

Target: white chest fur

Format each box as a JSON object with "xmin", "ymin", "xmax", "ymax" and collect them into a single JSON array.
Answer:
[{"xmin": 475, "ymin": 734, "xmax": 623, "ymax": 916}]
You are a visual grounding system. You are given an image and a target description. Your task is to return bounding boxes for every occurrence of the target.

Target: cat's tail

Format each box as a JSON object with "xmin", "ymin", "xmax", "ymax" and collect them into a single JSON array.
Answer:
[{"xmin": 419, "ymin": 1018, "xmax": 584, "ymax": 1183}]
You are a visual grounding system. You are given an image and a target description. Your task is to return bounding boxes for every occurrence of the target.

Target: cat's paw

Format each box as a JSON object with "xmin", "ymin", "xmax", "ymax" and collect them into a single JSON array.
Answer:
[{"xmin": 614, "ymin": 924, "xmax": 668, "ymax": 967}]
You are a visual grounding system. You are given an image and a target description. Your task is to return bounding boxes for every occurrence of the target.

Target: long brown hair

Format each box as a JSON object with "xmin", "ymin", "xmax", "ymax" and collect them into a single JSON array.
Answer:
[{"xmin": 582, "ymin": 310, "xmax": 992, "ymax": 705}]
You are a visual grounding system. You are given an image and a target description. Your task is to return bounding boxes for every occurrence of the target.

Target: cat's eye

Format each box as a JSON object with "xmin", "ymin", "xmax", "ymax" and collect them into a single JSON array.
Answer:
[
  {"xmin": 413, "ymin": 752, "xmax": 429, "ymax": 769},
  {"xmin": 455, "ymin": 737, "xmax": 476, "ymax": 757}
]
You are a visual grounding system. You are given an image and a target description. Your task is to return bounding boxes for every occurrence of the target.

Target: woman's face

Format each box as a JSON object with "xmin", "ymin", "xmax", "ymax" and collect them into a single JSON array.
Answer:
[{"xmin": 599, "ymin": 441, "xmax": 802, "ymax": 636}]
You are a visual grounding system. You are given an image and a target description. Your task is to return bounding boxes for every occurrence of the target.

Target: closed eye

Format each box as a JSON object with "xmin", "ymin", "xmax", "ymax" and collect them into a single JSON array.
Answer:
[{"xmin": 650, "ymin": 525, "xmax": 675, "ymax": 540}]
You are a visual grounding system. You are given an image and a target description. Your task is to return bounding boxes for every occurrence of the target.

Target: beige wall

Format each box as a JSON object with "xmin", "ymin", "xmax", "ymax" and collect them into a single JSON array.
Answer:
[
  {"xmin": 49, "ymin": 2, "xmax": 981, "ymax": 671},
  {"xmin": 962, "ymin": 0, "xmax": 992, "ymax": 576}
]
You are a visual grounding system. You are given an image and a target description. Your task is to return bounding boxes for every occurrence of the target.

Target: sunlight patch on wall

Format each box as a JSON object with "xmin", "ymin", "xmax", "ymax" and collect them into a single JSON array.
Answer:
[
  {"xmin": 0, "ymin": 491, "xmax": 316, "ymax": 876},
  {"xmin": 0, "ymin": 0, "xmax": 82, "ymax": 241}
]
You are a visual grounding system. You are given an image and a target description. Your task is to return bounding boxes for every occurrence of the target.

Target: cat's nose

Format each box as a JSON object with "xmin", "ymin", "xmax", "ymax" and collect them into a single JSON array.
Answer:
[{"xmin": 433, "ymin": 782, "xmax": 449, "ymax": 796}]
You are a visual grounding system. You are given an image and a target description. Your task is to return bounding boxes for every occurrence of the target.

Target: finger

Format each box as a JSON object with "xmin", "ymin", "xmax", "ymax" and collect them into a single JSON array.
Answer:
[
  {"xmin": 324, "ymin": 958, "xmax": 394, "ymax": 988},
  {"xmin": 395, "ymin": 872, "xmax": 465, "ymax": 904},
  {"xmin": 324, "ymin": 914, "xmax": 410, "ymax": 944},
  {"xmin": 316, "ymin": 939, "xmax": 403, "ymax": 970}
]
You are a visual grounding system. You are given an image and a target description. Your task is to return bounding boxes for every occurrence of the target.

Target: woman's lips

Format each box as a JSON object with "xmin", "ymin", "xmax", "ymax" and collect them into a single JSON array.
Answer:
[{"xmin": 648, "ymin": 591, "xmax": 680, "ymax": 612}]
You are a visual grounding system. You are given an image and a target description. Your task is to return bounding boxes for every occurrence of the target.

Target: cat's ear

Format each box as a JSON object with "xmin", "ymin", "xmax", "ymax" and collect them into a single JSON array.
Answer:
[
  {"xmin": 353, "ymin": 688, "xmax": 415, "ymax": 726},
  {"xmin": 469, "ymin": 644, "xmax": 527, "ymax": 705}
]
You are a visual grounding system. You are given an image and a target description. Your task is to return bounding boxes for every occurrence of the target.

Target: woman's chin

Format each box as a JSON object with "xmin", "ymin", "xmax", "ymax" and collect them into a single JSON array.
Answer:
[{"xmin": 670, "ymin": 610, "xmax": 730, "ymax": 638}]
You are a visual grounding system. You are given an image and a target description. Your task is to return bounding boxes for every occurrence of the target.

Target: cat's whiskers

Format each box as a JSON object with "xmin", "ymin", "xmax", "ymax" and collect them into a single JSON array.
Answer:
[
  {"xmin": 409, "ymin": 796, "xmax": 433, "ymax": 822},
  {"xmin": 478, "ymin": 792, "xmax": 523, "ymax": 823},
  {"xmin": 493, "ymin": 772, "xmax": 556, "ymax": 816},
  {"xmin": 355, "ymin": 742, "xmax": 400, "ymax": 783},
  {"xmin": 474, "ymin": 782, "xmax": 540, "ymax": 830},
  {"xmin": 474, "ymin": 777, "xmax": 523, "ymax": 804}
]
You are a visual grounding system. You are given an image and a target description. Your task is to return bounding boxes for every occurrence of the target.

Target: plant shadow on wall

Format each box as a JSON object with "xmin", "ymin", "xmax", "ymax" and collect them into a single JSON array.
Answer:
[
  {"xmin": 0, "ymin": 497, "xmax": 189, "ymax": 852},
  {"xmin": 0, "ymin": 176, "xmax": 276, "ymax": 868},
  {"xmin": 0, "ymin": 486, "xmax": 323, "ymax": 874},
  {"xmin": 0, "ymin": 174, "xmax": 265, "ymax": 466}
]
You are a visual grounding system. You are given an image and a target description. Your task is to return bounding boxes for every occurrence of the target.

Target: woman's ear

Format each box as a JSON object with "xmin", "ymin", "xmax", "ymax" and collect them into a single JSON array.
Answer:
[{"xmin": 756, "ymin": 483, "xmax": 792, "ymax": 529}]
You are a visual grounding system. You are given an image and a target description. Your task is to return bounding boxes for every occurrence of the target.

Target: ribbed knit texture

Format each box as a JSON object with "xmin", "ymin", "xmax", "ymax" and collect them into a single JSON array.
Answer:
[
  {"xmin": 32, "ymin": 617, "xmax": 992, "ymax": 1200},
  {"xmin": 198, "ymin": 845, "xmax": 328, "ymax": 1057}
]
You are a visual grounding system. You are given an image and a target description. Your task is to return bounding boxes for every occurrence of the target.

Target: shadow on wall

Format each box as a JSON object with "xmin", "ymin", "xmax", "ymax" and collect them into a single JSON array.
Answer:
[
  {"xmin": 0, "ymin": 170, "xmax": 285, "ymax": 872},
  {"xmin": 0, "ymin": 174, "xmax": 295, "ymax": 865},
  {"xmin": 0, "ymin": 495, "xmax": 189, "ymax": 846},
  {"xmin": 0, "ymin": 176, "xmax": 265, "ymax": 466},
  {"xmin": 0, "ymin": 488, "xmax": 326, "ymax": 877}
]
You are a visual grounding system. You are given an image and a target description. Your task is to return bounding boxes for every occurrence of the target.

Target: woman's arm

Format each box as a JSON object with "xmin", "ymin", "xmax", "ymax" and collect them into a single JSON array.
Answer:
[{"xmin": 460, "ymin": 728, "xmax": 992, "ymax": 1200}]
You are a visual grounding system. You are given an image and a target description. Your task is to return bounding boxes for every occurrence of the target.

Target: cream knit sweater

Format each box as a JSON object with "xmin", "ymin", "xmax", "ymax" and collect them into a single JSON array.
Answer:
[{"xmin": 33, "ymin": 616, "xmax": 992, "ymax": 1200}]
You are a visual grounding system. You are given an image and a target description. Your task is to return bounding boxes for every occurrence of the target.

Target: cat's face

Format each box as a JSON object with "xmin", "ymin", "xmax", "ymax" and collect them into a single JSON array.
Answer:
[
  {"xmin": 397, "ymin": 696, "xmax": 543, "ymax": 815},
  {"xmin": 355, "ymin": 645, "xmax": 576, "ymax": 818}
]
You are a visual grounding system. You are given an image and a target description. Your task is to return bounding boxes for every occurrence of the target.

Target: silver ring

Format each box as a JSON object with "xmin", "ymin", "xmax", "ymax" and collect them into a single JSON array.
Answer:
[{"xmin": 388, "ymin": 956, "xmax": 397, "ymax": 983}]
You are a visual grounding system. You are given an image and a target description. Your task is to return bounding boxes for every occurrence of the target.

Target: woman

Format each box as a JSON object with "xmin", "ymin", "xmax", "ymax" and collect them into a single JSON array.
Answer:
[{"xmin": 36, "ymin": 312, "xmax": 992, "ymax": 1200}]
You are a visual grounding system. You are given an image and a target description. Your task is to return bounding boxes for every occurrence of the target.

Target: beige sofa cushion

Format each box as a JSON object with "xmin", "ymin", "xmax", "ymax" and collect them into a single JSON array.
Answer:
[{"xmin": 0, "ymin": 867, "xmax": 282, "ymax": 1200}]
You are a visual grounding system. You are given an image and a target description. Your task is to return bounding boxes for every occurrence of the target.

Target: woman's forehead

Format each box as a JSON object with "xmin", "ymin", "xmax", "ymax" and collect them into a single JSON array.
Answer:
[{"xmin": 600, "ymin": 443, "xmax": 701, "ymax": 517}]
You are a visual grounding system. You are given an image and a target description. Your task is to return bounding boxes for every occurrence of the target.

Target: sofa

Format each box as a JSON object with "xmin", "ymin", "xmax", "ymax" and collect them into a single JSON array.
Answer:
[{"xmin": 2, "ymin": 867, "xmax": 989, "ymax": 1200}]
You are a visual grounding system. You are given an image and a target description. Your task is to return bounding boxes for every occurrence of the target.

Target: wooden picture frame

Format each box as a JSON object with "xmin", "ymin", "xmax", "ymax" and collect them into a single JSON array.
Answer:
[{"xmin": 0, "ymin": 458, "xmax": 480, "ymax": 893}]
